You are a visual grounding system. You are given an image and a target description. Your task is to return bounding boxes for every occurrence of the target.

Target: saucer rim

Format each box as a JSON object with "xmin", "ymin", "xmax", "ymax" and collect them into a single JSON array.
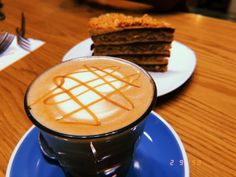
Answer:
[{"xmin": 6, "ymin": 111, "xmax": 189, "ymax": 177}]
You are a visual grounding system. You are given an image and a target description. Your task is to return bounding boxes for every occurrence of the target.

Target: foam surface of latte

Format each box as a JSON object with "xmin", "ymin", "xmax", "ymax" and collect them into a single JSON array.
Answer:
[{"xmin": 27, "ymin": 58, "xmax": 154, "ymax": 135}]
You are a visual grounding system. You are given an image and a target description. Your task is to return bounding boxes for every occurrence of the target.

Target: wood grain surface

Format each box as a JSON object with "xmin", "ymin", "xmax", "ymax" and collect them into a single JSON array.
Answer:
[{"xmin": 0, "ymin": 0, "xmax": 236, "ymax": 177}]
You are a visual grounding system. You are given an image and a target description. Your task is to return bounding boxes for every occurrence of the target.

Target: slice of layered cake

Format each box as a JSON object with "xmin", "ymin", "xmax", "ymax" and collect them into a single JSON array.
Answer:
[{"xmin": 89, "ymin": 13, "xmax": 175, "ymax": 72}]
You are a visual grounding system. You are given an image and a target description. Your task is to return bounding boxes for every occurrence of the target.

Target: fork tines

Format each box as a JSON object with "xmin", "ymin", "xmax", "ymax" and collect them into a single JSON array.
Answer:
[
  {"xmin": 16, "ymin": 28, "xmax": 31, "ymax": 52},
  {"xmin": 0, "ymin": 32, "xmax": 15, "ymax": 55},
  {"xmin": 16, "ymin": 12, "xmax": 31, "ymax": 52},
  {"xmin": 0, "ymin": 32, "xmax": 7, "ymax": 44}
]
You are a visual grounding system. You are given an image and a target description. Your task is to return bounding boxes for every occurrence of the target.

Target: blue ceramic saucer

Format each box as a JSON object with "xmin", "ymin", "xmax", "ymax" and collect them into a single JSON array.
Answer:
[{"xmin": 6, "ymin": 112, "xmax": 189, "ymax": 177}]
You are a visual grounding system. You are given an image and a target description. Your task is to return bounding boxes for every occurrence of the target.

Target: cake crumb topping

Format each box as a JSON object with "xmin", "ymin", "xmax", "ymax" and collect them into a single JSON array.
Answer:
[{"xmin": 89, "ymin": 13, "xmax": 174, "ymax": 35}]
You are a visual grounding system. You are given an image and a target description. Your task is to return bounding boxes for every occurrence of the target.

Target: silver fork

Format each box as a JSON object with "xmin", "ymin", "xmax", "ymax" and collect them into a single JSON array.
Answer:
[
  {"xmin": 16, "ymin": 12, "xmax": 31, "ymax": 51},
  {"xmin": 0, "ymin": 0, "xmax": 5, "ymax": 21},
  {"xmin": 0, "ymin": 32, "xmax": 15, "ymax": 55}
]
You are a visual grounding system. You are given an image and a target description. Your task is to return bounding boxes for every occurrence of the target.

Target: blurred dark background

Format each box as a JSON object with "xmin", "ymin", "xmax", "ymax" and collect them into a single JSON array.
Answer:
[
  {"xmin": 76, "ymin": 0, "xmax": 236, "ymax": 22},
  {"xmin": 188, "ymin": 0, "xmax": 236, "ymax": 21},
  {"xmin": 1, "ymin": 0, "xmax": 236, "ymax": 22}
]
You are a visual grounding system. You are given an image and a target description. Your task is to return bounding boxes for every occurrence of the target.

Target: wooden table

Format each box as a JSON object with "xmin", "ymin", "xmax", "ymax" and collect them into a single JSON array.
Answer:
[{"xmin": 0, "ymin": 0, "xmax": 235, "ymax": 177}]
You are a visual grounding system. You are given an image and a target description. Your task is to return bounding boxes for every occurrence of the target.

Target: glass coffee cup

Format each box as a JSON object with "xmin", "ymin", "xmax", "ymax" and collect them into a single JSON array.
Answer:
[{"xmin": 24, "ymin": 56, "xmax": 157, "ymax": 177}]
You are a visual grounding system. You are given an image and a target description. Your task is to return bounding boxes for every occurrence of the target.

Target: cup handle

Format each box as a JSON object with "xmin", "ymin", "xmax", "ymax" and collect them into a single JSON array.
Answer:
[{"xmin": 38, "ymin": 133, "xmax": 57, "ymax": 160}]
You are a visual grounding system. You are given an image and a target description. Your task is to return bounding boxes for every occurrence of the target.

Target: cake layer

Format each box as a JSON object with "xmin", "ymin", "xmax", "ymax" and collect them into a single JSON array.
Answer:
[
  {"xmin": 91, "ymin": 28, "xmax": 174, "ymax": 45},
  {"xmin": 112, "ymin": 55, "xmax": 169, "ymax": 65},
  {"xmin": 93, "ymin": 42, "xmax": 171, "ymax": 55},
  {"xmin": 141, "ymin": 64, "xmax": 168, "ymax": 72}
]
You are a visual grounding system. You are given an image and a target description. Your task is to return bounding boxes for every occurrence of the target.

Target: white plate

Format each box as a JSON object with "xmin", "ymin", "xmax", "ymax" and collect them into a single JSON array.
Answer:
[{"xmin": 63, "ymin": 38, "xmax": 196, "ymax": 97}]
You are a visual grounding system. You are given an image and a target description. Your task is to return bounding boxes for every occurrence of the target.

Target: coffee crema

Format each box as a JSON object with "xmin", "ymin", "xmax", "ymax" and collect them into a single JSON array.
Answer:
[{"xmin": 26, "ymin": 57, "xmax": 155, "ymax": 136}]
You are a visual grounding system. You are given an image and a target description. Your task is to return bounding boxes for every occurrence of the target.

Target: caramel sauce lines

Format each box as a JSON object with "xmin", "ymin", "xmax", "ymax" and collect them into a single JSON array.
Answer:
[
  {"xmin": 84, "ymin": 65, "xmax": 135, "ymax": 110},
  {"xmin": 58, "ymin": 83, "xmax": 101, "ymax": 125},
  {"xmin": 44, "ymin": 66, "xmax": 120, "ymax": 105},
  {"xmin": 45, "ymin": 73, "xmax": 139, "ymax": 105},
  {"xmin": 30, "ymin": 65, "xmax": 141, "ymax": 126},
  {"xmin": 30, "ymin": 66, "xmax": 119, "ymax": 106}
]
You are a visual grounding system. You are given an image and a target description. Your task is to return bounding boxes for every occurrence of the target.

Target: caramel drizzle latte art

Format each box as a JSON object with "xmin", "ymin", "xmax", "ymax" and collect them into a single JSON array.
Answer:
[{"xmin": 30, "ymin": 65, "xmax": 141, "ymax": 126}]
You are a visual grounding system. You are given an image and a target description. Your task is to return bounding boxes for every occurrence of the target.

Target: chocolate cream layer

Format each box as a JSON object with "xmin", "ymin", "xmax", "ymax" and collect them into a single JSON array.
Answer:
[
  {"xmin": 93, "ymin": 42, "xmax": 171, "ymax": 55},
  {"xmin": 91, "ymin": 28, "xmax": 174, "ymax": 45}
]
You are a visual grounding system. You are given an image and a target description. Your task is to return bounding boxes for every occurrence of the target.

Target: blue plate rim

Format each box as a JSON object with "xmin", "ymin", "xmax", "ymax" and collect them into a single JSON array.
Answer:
[{"xmin": 6, "ymin": 111, "xmax": 189, "ymax": 177}]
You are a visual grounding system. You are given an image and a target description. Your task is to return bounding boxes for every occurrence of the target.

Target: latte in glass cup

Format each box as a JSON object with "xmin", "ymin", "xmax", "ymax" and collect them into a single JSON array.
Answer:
[{"xmin": 24, "ymin": 56, "xmax": 156, "ymax": 177}]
